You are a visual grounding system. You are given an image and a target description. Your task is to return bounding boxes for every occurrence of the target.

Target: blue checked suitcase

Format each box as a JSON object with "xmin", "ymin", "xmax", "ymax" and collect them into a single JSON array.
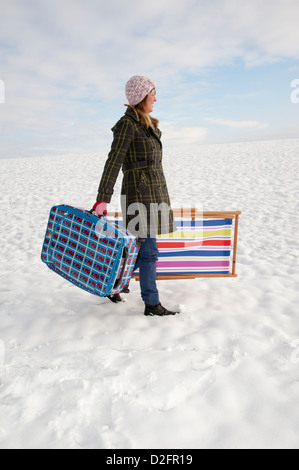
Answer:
[{"xmin": 41, "ymin": 205, "xmax": 139, "ymax": 297}]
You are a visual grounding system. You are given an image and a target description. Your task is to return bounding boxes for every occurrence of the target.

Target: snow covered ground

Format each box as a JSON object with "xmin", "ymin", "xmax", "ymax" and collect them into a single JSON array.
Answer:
[{"xmin": 0, "ymin": 138, "xmax": 299, "ymax": 449}]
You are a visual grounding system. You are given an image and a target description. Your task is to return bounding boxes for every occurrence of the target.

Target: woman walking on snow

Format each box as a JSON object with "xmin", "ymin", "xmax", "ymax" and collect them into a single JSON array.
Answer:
[{"xmin": 93, "ymin": 75, "xmax": 179, "ymax": 316}]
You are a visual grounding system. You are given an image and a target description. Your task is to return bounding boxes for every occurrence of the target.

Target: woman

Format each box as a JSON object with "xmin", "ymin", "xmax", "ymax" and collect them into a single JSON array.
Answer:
[{"xmin": 93, "ymin": 75, "xmax": 179, "ymax": 316}]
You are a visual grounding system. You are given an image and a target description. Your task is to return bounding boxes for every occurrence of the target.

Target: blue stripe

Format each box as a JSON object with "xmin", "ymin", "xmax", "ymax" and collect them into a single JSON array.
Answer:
[
  {"xmin": 155, "ymin": 271, "xmax": 230, "ymax": 276},
  {"xmin": 159, "ymin": 250, "xmax": 231, "ymax": 257},
  {"xmin": 175, "ymin": 219, "xmax": 233, "ymax": 228}
]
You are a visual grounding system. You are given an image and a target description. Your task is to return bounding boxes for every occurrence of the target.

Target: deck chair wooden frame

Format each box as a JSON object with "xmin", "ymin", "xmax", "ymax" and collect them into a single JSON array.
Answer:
[{"xmin": 107, "ymin": 209, "xmax": 241, "ymax": 280}]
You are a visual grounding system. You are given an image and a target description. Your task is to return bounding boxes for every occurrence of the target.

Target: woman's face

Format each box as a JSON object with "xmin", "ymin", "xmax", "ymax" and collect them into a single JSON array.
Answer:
[{"xmin": 143, "ymin": 89, "xmax": 157, "ymax": 114}]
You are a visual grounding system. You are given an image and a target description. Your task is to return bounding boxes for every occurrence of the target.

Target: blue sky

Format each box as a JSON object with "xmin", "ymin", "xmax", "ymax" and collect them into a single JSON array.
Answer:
[{"xmin": 0, "ymin": 0, "xmax": 299, "ymax": 158}]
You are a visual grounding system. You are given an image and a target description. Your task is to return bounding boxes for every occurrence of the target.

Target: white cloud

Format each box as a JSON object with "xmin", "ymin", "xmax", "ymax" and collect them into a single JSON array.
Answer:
[
  {"xmin": 162, "ymin": 126, "xmax": 208, "ymax": 146},
  {"xmin": 0, "ymin": 0, "xmax": 298, "ymax": 157},
  {"xmin": 2, "ymin": 0, "xmax": 299, "ymax": 85},
  {"xmin": 205, "ymin": 118, "xmax": 270, "ymax": 129}
]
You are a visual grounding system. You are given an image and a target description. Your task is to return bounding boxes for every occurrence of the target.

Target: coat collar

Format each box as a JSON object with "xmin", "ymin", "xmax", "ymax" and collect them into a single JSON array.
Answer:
[
  {"xmin": 124, "ymin": 107, "xmax": 162, "ymax": 143},
  {"xmin": 125, "ymin": 106, "xmax": 139, "ymax": 122}
]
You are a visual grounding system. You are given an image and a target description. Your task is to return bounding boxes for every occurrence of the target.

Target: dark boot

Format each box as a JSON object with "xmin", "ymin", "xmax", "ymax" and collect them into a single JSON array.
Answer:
[
  {"xmin": 106, "ymin": 293, "xmax": 123, "ymax": 303},
  {"xmin": 121, "ymin": 285, "xmax": 130, "ymax": 294},
  {"xmin": 144, "ymin": 303, "xmax": 179, "ymax": 317}
]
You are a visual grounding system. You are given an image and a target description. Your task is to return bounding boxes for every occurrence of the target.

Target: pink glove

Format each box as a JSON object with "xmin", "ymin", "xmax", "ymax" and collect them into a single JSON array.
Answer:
[{"xmin": 92, "ymin": 201, "xmax": 107, "ymax": 216}]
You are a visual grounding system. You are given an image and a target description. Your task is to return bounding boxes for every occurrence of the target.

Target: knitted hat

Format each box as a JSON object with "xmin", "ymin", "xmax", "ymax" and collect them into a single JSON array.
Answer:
[{"xmin": 125, "ymin": 75, "xmax": 156, "ymax": 106}]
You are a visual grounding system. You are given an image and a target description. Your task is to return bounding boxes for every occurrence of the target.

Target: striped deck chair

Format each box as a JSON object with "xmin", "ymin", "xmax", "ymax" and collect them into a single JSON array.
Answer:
[{"xmin": 107, "ymin": 209, "xmax": 241, "ymax": 280}]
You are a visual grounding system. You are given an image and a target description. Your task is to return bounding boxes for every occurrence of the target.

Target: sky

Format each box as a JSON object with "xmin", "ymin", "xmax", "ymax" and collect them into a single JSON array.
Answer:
[{"xmin": 0, "ymin": 0, "xmax": 299, "ymax": 159}]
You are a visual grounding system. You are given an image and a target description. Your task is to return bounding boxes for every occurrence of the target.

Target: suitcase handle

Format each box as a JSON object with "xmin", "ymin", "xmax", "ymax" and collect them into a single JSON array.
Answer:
[{"xmin": 113, "ymin": 246, "xmax": 129, "ymax": 289}]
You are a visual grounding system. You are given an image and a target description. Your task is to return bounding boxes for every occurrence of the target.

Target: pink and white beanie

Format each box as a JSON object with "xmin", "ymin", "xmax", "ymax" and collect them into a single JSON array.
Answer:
[{"xmin": 125, "ymin": 75, "xmax": 156, "ymax": 106}]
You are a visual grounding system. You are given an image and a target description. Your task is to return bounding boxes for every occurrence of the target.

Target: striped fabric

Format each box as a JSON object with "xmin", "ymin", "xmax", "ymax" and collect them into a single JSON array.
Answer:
[
  {"xmin": 112, "ymin": 215, "xmax": 236, "ymax": 277},
  {"xmin": 156, "ymin": 218, "xmax": 233, "ymax": 275}
]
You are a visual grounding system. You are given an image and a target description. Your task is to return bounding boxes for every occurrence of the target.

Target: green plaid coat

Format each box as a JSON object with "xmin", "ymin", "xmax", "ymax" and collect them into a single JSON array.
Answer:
[{"xmin": 96, "ymin": 107, "xmax": 176, "ymax": 237}]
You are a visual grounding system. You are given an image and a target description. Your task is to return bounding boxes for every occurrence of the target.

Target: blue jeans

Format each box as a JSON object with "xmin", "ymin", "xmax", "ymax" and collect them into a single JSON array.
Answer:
[{"xmin": 133, "ymin": 236, "xmax": 160, "ymax": 306}]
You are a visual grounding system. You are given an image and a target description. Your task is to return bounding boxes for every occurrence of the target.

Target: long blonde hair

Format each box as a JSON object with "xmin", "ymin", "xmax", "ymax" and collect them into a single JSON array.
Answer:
[{"xmin": 126, "ymin": 95, "xmax": 159, "ymax": 130}]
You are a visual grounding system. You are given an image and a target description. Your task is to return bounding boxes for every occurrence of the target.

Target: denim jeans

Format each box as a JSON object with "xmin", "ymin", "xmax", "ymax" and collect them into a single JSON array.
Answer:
[{"xmin": 133, "ymin": 236, "xmax": 160, "ymax": 306}]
